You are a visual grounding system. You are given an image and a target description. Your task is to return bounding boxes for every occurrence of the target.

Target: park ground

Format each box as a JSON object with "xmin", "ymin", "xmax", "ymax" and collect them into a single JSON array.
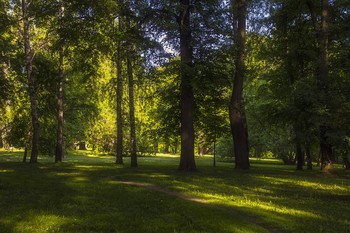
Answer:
[{"xmin": 0, "ymin": 149, "xmax": 350, "ymax": 233}]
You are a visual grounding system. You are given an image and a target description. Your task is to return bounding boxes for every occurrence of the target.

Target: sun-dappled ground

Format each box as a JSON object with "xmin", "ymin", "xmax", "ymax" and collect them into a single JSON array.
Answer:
[{"xmin": 0, "ymin": 149, "xmax": 349, "ymax": 233}]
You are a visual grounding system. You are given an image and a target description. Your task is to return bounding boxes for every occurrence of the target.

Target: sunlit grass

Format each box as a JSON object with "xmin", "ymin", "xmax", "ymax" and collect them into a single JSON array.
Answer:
[{"xmin": 0, "ymin": 150, "xmax": 349, "ymax": 232}]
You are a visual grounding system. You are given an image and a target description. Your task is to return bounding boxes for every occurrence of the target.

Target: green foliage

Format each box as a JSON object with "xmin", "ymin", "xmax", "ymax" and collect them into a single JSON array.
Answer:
[{"xmin": 216, "ymin": 136, "xmax": 234, "ymax": 159}]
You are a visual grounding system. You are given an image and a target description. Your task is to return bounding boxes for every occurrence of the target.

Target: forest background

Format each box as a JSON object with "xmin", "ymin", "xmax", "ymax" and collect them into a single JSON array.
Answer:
[{"xmin": 0, "ymin": 0, "xmax": 349, "ymax": 170}]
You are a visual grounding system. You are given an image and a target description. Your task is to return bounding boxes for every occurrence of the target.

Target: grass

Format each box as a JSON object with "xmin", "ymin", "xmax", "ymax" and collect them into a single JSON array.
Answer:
[{"xmin": 0, "ymin": 149, "xmax": 350, "ymax": 233}]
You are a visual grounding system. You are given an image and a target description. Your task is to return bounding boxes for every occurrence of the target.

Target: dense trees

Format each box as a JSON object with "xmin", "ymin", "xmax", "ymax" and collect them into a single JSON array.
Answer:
[{"xmin": 0, "ymin": 0, "xmax": 349, "ymax": 170}]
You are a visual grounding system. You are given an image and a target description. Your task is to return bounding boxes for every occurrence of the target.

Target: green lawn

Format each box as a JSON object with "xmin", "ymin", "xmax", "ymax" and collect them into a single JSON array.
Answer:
[{"xmin": 0, "ymin": 149, "xmax": 349, "ymax": 233}]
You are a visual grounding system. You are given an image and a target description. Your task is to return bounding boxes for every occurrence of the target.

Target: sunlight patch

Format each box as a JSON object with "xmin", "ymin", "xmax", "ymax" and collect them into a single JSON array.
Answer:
[
  {"xmin": 14, "ymin": 214, "xmax": 70, "ymax": 233},
  {"xmin": 0, "ymin": 169, "xmax": 14, "ymax": 173}
]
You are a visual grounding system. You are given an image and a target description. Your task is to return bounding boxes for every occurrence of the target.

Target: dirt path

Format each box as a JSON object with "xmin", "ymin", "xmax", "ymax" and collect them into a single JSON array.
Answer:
[
  {"xmin": 118, "ymin": 181, "xmax": 282, "ymax": 233},
  {"xmin": 119, "ymin": 181, "xmax": 208, "ymax": 204}
]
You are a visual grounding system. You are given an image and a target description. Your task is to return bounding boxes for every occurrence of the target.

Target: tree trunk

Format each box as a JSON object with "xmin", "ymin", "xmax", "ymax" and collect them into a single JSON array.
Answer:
[
  {"xmin": 307, "ymin": 0, "xmax": 333, "ymax": 170},
  {"xmin": 306, "ymin": 145, "xmax": 313, "ymax": 170},
  {"xmin": 229, "ymin": 0, "xmax": 250, "ymax": 169},
  {"xmin": 178, "ymin": 0, "xmax": 196, "ymax": 171},
  {"xmin": 319, "ymin": 0, "xmax": 333, "ymax": 169},
  {"xmin": 55, "ymin": 49, "xmax": 64, "ymax": 163},
  {"xmin": 125, "ymin": 1, "xmax": 137, "ymax": 168},
  {"xmin": 116, "ymin": 17, "xmax": 124, "ymax": 165},
  {"xmin": 22, "ymin": 0, "xmax": 39, "ymax": 163},
  {"xmin": 295, "ymin": 142, "xmax": 303, "ymax": 170},
  {"xmin": 55, "ymin": 2, "xmax": 65, "ymax": 163},
  {"xmin": 213, "ymin": 138, "xmax": 216, "ymax": 167}
]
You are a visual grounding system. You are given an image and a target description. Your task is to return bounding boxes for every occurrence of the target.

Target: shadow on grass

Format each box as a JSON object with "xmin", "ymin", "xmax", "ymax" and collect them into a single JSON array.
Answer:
[
  {"xmin": 1, "ymin": 152, "xmax": 350, "ymax": 233},
  {"xmin": 0, "ymin": 162, "xmax": 268, "ymax": 233}
]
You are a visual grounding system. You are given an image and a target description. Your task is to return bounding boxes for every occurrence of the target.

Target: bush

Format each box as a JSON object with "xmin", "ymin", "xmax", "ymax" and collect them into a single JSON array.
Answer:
[{"xmin": 216, "ymin": 136, "xmax": 234, "ymax": 158}]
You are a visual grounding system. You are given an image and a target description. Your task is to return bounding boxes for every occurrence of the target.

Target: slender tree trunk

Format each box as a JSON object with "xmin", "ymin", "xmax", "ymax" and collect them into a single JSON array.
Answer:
[
  {"xmin": 319, "ymin": 0, "xmax": 333, "ymax": 169},
  {"xmin": 23, "ymin": 132, "xmax": 31, "ymax": 163},
  {"xmin": 116, "ymin": 18, "xmax": 124, "ymax": 165},
  {"xmin": 55, "ymin": 48, "xmax": 64, "ymax": 163},
  {"xmin": 229, "ymin": 0, "xmax": 250, "ymax": 169},
  {"xmin": 126, "ymin": 57, "xmax": 137, "ymax": 164},
  {"xmin": 213, "ymin": 138, "xmax": 216, "ymax": 167},
  {"xmin": 306, "ymin": 145, "xmax": 313, "ymax": 170},
  {"xmin": 55, "ymin": 1, "xmax": 65, "ymax": 163},
  {"xmin": 295, "ymin": 142, "xmax": 303, "ymax": 170},
  {"xmin": 178, "ymin": 0, "xmax": 196, "ymax": 171},
  {"xmin": 125, "ymin": 1, "xmax": 137, "ymax": 167},
  {"xmin": 22, "ymin": 0, "xmax": 39, "ymax": 163},
  {"xmin": 127, "ymin": 57, "xmax": 137, "ymax": 167}
]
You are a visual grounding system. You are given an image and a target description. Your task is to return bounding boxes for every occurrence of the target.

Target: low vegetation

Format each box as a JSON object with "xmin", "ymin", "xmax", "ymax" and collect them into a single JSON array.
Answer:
[{"xmin": 1, "ymin": 149, "xmax": 349, "ymax": 233}]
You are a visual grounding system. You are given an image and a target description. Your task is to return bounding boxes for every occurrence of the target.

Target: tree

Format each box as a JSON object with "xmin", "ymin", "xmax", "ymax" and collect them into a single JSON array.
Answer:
[
  {"xmin": 55, "ymin": 0, "xmax": 65, "ymax": 163},
  {"xmin": 178, "ymin": 0, "xmax": 196, "ymax": 171},
  {"xmin": 229, "ymin": 0, "xmax": 250, "ymax": 169},
  {"xmin": 115, "ymin": 14, "xmax": 124, "ymax": 165},
  {"xmin": 22, "ymin": 0, "xmax": 40, "ymax": 163},
  {"xmin": 307, "ymin": 0, "xmax": 333, "ymax": 169},
  {"xmin": 124, "ymin": 0, "xmax": 138, "ymax": 167}
]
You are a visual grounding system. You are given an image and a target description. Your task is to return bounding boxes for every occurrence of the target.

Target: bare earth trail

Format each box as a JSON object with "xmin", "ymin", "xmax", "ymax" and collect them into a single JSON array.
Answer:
[{"xmin": 118, "ymin": 181, "xmax": 282, "ymax": 233}]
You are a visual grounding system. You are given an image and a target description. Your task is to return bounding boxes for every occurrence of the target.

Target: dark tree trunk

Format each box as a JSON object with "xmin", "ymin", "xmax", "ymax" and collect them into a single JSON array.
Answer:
[
  {"xmin": 55, "ymin": 51, "xmax": 64, "ymax": 162},
  {"xmin": 296, "ymin": 142, "xmax": 303, "ymax": 170},
  {"xmin": 125, "ymin": 1, "xmax": 137, "ymax": 168},
  {"xmin": 307, "ymin": 0, "xmax": 333, "ymax": 170},
  {"xmin": 319, "ymin": 0, "xmax": 333, "ymax": 169},
  {"xmin": 22, "ymin": 0, "xmax": 39, "ymax": 163},
  {"xmin": 229, "ymin": 0, "xmax": 250, "ymax": 169},
  {"xmin": 213, "ymin": 138, "xmax": 216, "ymax": 167},
  {"xmin": 178, "ymin": 0, "xmax": 196, "ymax": 171},
  {"xmin": 116, "ymin": 18, "xmax": 124, "ymax": 165},
  {"xmin": 55, "ymin": 1, "xmax": 64, "ymax": 163},
  {"xmin": 306, "ymin": 145, "xmax": 313, "ymax": 170},
  {"xmin": 23, "ymin": 133, "xmax": 30, "ymax": 163}
]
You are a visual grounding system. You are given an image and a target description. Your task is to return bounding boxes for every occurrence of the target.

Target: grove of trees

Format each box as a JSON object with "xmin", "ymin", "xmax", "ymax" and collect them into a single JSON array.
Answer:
[{"xmin": 0, "ymin": 0, "xmax": 349, "ymax": 170}]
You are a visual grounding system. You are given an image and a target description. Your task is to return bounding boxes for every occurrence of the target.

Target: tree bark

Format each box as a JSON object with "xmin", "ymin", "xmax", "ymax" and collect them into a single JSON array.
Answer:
[
  {"xmin": 319, "ymin": 0, "xmax": 333, "ymax": 169},
  {"xmin": 229, "ymin": 0, "xmax": 250, "ymax": 169},
  {"xmin": 295, "ymin": 142, "xmax": 303, "ymax": 170},
  {"xmin": 178, "ymin": 0, "xmax": 196, "ymax": 171},
  {"xmin": 125, "ymin": 0, "xmax": 137, "ymax": 167},
  {"xmin": 22, "ymin": 0, "xmax": 39, "ymax": 163},
  {"xmin": 116, "ymin": 17, "xmax": 124, "ymax": 165},
  {"xmin": 307, "ymin": 0, "xmax": 333, "ymax": 170},
  {"xmin": 55, "ymin": 0, "xmax": 65, "ymax": 163},
  {"xmin": 306, "ymin": 145, "xmax": 313, "ymax": 170}
]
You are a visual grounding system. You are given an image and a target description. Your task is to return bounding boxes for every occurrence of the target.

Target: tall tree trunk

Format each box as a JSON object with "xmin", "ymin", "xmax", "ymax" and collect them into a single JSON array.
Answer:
[
  {"xmin": 178, "ymin": 0, "xmax": 196, "ymax": 171},
  {"xmin": 22, "ymin": 0, "xmax": 39, "ymax": 163},
  {"xmin": 23, "ymin": 132, "xmax": 31, "ymax": 163},
  {"xmin": 125, "ymin": 1, "xmax": 137, "ymax": 167},
  {"xmin": 307, "ymin": 0, "xmax": 333, "ymax": 170},
  {"xmin": 116, "ymin": 18, "xmax": 124, "ymax": 165},
  {"xmin": 55, "ymin": 1, "xmax": 65, "ymax": 163},
  {"xmin": 295, "ymin": 142, "xmax": 303, "ymax": 170},
  {"xmin": 127, "ymin": 57, "xmax": 137, "ymax": 167},
  {"xmin": 306, "ymin": 145, "xmax": 313, "ymax": 170},
  {"xmin": 229, "ymin": 0, "xmax": 250, "ymax": 169},
  {"xmin": 55, "ymin": 49, "xmax": 64, "ymax": 163},
  {"xmin": 319, "ymin": 0, "xmax": 333, "ymax": 169}
]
